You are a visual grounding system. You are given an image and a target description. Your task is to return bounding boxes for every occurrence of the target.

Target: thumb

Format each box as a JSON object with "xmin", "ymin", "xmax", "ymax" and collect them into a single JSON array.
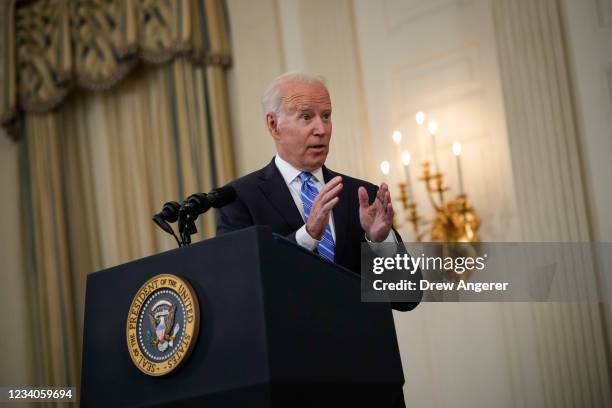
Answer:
[{"xmin": 358, "ymin": 186, "xmax": 369, "ymax": 209}]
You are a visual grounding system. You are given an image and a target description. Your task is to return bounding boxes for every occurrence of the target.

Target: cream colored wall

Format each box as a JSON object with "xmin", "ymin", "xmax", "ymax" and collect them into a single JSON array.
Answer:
[
  {"xmin": 0, "ymin": 4, "xmax": 32, "ymax": 388},
  {"xmin": 226, "ymin": 0, "xmax": 283, "ymax": 176}
]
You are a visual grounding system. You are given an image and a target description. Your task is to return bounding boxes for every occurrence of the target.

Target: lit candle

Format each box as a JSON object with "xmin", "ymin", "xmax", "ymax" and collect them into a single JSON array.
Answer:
[
  {"xmin": 380, "ymin": 160, "xmax": 391, "ymax": 186},
  {"xmin": 380, "ymin": 160, "xmax": 390, "ymax": 177},
  {"xmin": 415, "ymin": 112, "xmax": 426, "ymax": 126},
  {"xmin": 391, "ymin": 130, "xmax": 403, "ymax": 168},
  {"xmin": 428, "ymin": 120, "xmax": 439, "ymax": 173},
  {"xmin": 392, "ymin": 130, "xmax": 402, "ymax": 147},
  {"xmin": 452, "ymin": 141, "xmax": 464, "ymax": 194},
  {"xmin": 415, "ymin": 111, "xmax": 426, "ymax": 160},
  {"xmin": 401, "ymin": 151, "xmax": 414, "ymax": 199}
]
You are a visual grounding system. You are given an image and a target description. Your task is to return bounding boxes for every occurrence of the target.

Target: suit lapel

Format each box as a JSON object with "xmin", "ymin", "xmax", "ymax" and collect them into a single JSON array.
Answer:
[
  {"xmin": 323, "ymin": 166, "xmax": 349, "ymax": 262},
  {"xmin": 257, "ymin": 160, "xmax": 304, "ymax": 232}
]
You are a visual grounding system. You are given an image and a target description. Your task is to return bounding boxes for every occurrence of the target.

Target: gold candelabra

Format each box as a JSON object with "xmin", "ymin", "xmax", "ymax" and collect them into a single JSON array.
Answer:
[
  {"xmin": 397, "ymin": 161, "xmax": 481, "ymax": 282},
  {"xmin": 387, "ymin": 112, "xmax": 481, "ymax": 244}
]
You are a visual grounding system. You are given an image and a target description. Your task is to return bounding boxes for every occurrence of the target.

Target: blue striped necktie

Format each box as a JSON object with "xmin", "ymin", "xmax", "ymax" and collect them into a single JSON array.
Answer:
[{"xmin": 298, "ymin": 172, "xmax": 335, "ymax": 262}]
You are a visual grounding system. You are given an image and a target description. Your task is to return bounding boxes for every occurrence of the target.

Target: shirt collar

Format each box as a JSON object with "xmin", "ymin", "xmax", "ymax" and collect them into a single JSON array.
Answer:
[{"xmin": 274, "ymin": 154, "xmax": 324, "ymax": 185}]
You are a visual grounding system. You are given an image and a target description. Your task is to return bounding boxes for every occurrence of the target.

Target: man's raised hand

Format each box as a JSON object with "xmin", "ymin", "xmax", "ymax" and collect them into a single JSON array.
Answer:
[
  {"xmin": 305, "ymin": 176, "xmax": 343, "ymax": 240},
  {"xmin": 358, "ymin": 183, "xmax": 394, "ymax": 242}
]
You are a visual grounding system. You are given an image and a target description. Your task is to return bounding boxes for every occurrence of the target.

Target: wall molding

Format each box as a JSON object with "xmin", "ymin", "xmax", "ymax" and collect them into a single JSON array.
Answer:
[
  {"xmin": 391, "ymin": 44, "xmax": 483, "ymax": 113},
  {"xmin": 382, "ymin": 0, "xmax": 460, "ymax": 33}
]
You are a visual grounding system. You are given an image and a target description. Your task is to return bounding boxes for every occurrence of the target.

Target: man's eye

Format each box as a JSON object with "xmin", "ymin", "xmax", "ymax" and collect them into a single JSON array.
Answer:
[
  {"xmin": 302, "ymin": 114, "xmax": 312, "ymax": 120},
  {"xmin": 323, "ymin": 113, "xmax": 331, "ymax": 120}
]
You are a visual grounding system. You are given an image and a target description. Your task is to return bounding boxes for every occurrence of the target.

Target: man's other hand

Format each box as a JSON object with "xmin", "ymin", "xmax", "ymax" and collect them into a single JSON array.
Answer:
[
  {"xmin": 305, "ymin": 176, "xmax": 343, "ymax": 240},
  {"xmin": 358, "ymin": 183, "xmax": 394, "ymax": 242}
]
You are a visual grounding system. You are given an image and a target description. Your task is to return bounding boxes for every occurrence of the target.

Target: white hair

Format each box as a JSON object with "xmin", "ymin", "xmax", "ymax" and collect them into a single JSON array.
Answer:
[{"xmin": 261, "ymin": 72, "xmax": 327, "ymax": 119}]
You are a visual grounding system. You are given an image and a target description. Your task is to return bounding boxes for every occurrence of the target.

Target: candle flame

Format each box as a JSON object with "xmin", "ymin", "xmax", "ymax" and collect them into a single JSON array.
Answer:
[
  {"xmin": 415, "ymin": 111, "xmax": 426, "ymax": 125},
  {"xmin": 401, "ymin": 151, "xmax": 411, "ymax": 166},
  {"xmin": 428, "ymin": 120, "xmax": 438, "ymax": 135},
  {"xmin": 380, "ymin": 160, "xmax": 390, "ymax": 175},
  {"xmin": 452, "ymin": 141, "xmax": 462, "ymax": 156},
  {"xmin": 392, "ymin": 130, "xmax": 402, "ymax": 145}
]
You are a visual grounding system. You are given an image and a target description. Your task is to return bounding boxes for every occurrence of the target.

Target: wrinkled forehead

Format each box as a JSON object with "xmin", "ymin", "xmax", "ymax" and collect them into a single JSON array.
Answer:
[{"xmin": 280, "ymin": 82, "xmax": 331, "ymax": 113}]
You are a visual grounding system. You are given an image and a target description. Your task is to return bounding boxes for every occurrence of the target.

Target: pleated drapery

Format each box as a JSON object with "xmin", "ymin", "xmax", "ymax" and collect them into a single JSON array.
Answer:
[
  {"xmin": 2, "ymin": 0, "xmax": 231, "ymax": 133},
  {"xmin": 3, "ymin": 0, "xmax": 234, "ymax": 393}
]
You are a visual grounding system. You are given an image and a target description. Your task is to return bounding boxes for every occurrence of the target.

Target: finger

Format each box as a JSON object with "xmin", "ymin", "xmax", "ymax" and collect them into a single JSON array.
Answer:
[
  {"xmin": 358, "ymin": 186, "xmax": 369, "ymax": 208},
  {"xmin": 376, "ymin": 185, "xmax": 385, "ymax": 204},
  {"xmin": 384, "ymin": 190, "xmax": 391, "ymax": 209},
  {"xmin": 318, "ymin": 182, "xmax": 343, "ymax": 204},
  {"xmin": 322, "ymin": 196, "xmax": 340, "ymax": 212},
  {"xmin": 378, "ymin": 183, "xmax": 389, "ymax": 205},
  {"xmin": 377, "ymin": 186, "xmax": 387, "ymax": 208},
  {"xmin": 315, "ymin": 177, "xmax": 342, "ymax": 205},
  {"xmin": 319, "ymin": 176, "xmax": 342, "ymax": 194},
  {"xmin": 386, "ymin": 202, "xmax": 394, "ymax": 219},
  {"xmin": 380, "ymin": 182, "xmax": 388, "ymax": 195},
  {"xmin": 376, "ymin": 185, "xmax": 384, "ymax": 202}
]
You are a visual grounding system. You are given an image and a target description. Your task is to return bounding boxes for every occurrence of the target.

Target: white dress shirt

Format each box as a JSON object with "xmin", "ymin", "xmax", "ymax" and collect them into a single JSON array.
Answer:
[{"xmin": 274, "ymin": 155, "xmax": 396, "ymax": 252}]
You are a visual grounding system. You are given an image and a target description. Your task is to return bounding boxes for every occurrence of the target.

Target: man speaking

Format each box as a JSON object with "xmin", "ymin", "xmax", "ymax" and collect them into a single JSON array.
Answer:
[
  {"xmin": 216, "ymin": 73, "xmax": 420, "ymax": 407},
  {"xmin": 217, "ymin": 72, "xmax": 421, "ymax": 307}
]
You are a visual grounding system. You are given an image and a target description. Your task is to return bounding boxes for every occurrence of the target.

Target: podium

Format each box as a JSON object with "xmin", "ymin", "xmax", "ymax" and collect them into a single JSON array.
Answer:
[{"xmin": 81, "ymin": 226, "xmax": 404, "ymax": 407}]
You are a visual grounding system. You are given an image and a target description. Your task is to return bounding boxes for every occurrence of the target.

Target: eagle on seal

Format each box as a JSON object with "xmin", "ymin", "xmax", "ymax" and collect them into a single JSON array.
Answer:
[{"xmin": 148, "ymin": 305, "xmax": 176, "ymax": 346}]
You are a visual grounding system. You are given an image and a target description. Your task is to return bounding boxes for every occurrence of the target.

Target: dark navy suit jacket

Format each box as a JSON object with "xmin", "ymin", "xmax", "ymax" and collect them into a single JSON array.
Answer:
[{"xmin": 216, "ymin": 159, "xmax": 422, "ymax": 312}]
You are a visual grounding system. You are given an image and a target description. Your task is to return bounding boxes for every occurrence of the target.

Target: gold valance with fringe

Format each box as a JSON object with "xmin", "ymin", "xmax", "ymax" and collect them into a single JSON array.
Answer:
[{"xmin": 2, "ymin": 0, "xmax": 231, "ymax": 136}]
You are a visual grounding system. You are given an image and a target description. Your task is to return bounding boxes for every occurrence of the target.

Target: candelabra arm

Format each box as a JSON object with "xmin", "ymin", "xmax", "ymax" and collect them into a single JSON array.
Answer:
[{"xmin": 424, "ymin": 178, "xmax": 443, "ymax": 212}]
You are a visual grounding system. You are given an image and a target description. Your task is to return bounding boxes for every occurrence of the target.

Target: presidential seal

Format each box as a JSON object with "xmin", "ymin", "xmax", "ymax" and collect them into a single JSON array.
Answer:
[{"xmin": 126, "ymin": 274, "xmax": 200, "ymax": 376}]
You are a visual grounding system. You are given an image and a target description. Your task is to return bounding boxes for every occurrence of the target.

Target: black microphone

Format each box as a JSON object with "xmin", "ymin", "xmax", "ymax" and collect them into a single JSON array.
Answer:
[
  {"xmin": 152, "ymin": 201, "xmax": 181, "ymax": 235},
  {"xmin": 182, "ymin": 186, "xmax": 236, "ymax": 216},
  {"xmin": 183, "ymin": 193, "xmax": 210, "ymax": 216},
  {"xmin": 206, "ymin": 185, "xmax": 237, "ymax": 208},
  {"xmin": 157, "ymin": 201, "xmax": 181, "ymax": 222}
]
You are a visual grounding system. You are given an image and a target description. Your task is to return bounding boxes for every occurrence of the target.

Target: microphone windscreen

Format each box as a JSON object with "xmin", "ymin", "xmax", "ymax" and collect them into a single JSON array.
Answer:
[
  {"xmin": 207, "ymin": 186, "xmax": 237, "ymax": 208},
  {"xmin": 161, "ymin": 201, "xmax": 181, "ymax": 222}
]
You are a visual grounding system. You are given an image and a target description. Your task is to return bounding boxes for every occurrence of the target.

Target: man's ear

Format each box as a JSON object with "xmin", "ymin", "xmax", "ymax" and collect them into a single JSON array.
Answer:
[{"xmin": 266, "ymin": 112, "xmax": 281, "ymax": 140}]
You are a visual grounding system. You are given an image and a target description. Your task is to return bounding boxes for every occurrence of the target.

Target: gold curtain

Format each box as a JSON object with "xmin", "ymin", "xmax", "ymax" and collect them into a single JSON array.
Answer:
[
  {"xmin": 2, "ymin": 0, "xmax": 231, "ymax": 133},
  {"xmin": 4, "ymin": 0, "xmax": 234, "ymax": 394}
]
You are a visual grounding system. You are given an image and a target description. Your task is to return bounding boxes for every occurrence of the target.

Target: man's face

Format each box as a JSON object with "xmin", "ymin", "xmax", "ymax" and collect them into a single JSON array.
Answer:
[{"xmin": 268, "ymin": 81, "xmax": 332, "ymax": 172}]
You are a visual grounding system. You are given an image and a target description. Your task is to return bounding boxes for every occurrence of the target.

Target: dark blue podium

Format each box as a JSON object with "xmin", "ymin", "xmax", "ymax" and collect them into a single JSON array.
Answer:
[{"xmin": 80, "ymin": 226, "xmax": 404, "ymax": 407}]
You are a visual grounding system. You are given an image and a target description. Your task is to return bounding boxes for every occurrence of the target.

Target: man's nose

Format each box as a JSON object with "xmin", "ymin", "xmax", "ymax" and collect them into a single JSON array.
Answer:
[{"xmin": 312, "ymin": 116, "xmax": 327, "ymax": 135}]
